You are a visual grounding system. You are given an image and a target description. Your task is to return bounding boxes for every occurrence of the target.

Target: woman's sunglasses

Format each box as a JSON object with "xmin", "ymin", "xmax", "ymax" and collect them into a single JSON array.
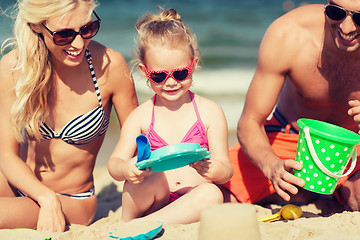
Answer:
[
  {"xmin": 144, "ymin": 59, "xmax": 195, "ymax": 84},
  {"xmin": 325, "ymin": 4, "xmax": 360, "ymax": 27},
  {"xmin": 41, "ymin": 11, "xmax": 101, "ymax": 46}
]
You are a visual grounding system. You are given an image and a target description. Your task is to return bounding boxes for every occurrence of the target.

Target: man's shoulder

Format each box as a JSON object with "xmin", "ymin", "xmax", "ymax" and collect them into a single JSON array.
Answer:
[
  {"xmin": 254, "ymin": 5, "xmax": 325, "ymax": 78},
  {"xmin": 262, "ymin": 4, "xmax": 324, "ymax": 50},
  {"xmin": 271, "ymin": 4, "xmax": 324, "ymax": 34}
]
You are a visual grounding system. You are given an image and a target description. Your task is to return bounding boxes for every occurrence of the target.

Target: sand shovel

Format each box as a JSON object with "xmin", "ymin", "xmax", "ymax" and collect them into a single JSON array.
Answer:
[{"xmin": 257, "ymin": 204, "xmax": 303, "ymax": 222}]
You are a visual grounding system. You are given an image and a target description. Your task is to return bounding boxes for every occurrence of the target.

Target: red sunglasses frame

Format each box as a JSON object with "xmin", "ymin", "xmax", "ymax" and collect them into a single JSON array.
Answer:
[{"xmin": 144, "ymin": 59, "xmax": 195, "ymax": 84}]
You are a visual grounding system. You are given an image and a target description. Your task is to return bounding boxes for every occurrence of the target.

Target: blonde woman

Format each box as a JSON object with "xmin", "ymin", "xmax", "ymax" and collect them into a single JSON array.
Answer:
[{"xmin": 0, "ymin": 0, "xmax": 138, "ymax": 232}]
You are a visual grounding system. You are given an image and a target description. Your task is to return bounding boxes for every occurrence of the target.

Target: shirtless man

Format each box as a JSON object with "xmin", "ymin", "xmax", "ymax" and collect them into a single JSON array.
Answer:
[{"xmin": 222, "ymin": 0, "xmax": 360, "ymax": 211}]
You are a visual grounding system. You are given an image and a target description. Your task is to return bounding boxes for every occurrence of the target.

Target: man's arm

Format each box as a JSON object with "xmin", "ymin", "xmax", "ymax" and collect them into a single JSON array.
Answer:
[{"xmin": 238, "ymin": 15, "xmax": 305, "ymax": 201}]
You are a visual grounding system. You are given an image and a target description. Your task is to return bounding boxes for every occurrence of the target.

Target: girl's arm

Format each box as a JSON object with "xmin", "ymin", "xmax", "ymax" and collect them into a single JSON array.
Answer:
[
  {"xmin": 0, "ymin": 51, "xmax": 65, "ymax": 232},
  {"xmin": 191, "ymin": 97, "xmax": 233, "ymax": 184},
  {"xmin": 107, "ymin": 104, "xmax": 152, "ymax": 183},
  {"xmin": 101, "ymin": 45, "xmax": 151, "ymax": 183}
]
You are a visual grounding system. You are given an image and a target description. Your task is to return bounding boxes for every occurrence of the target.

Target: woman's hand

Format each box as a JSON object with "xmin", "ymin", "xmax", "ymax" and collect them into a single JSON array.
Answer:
[
  {"xmin": 267, "ymin": 159, "xmax": 305, "ymax": 201},
  {"xmin": 36, "ymin": 193, "xmax": 65, "ymax": 232}
]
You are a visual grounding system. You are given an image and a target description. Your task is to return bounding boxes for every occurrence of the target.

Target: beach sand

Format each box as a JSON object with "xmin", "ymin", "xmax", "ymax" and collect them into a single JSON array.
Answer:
[{"xmin": 2, "ymin": 165, "xmax": 360, "ymax": 240}]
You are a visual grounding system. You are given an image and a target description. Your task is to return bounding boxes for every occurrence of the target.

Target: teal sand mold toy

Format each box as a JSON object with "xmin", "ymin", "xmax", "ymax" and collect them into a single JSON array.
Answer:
[
  {"xmin": 108, "ymin": 221, "xmax": 163, "ymax": 240},
  {"xmin": 136, "ymin": 141, "xmax": 210, "ymax": 172}
]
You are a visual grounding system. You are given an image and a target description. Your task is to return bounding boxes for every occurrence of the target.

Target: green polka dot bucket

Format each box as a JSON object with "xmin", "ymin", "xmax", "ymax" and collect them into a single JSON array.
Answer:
[{"xmin": 294, "ymin": 119, "xmax": 360, "ymax": 195}]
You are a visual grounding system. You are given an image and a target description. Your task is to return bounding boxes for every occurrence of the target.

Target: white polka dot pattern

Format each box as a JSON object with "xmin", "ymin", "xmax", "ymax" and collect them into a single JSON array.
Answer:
[{"xmin": 294, "ymin": 130, "xmax": 356, "ymax": 195}]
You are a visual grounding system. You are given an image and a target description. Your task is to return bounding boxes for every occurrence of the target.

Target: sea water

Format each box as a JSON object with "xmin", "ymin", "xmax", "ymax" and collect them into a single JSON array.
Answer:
[{"xmin": 0, "ymin": 0, "xmax": 324, "ymax": 164}]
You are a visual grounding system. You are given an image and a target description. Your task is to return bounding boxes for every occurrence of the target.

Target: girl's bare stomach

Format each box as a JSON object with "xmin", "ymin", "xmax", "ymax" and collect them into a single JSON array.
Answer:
[{"xmin": 165, "ymin": 166, "xmax": 208, "ymax": 194}]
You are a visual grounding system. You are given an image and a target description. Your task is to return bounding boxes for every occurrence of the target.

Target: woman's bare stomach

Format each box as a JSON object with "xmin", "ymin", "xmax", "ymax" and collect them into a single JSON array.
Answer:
[{"xmin": 24, "ymin": 139, "xmax": 100, "ymax": 195}]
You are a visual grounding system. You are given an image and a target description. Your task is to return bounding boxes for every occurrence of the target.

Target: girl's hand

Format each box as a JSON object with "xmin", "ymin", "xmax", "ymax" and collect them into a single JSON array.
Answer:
[
  {"xmin": 124, "ymin": 157, "xmax": 152, "ymax": 184},
  {"xmin": 348, "ymin": 100, "xmax": 360, "ymax": 134},
  {"xmin": 190, "ymin": 159, "xmax": 217, "ymax": 181},
  {"xmin": 36, "ymin": 194, "xmax": 65, "ymax": 232}
]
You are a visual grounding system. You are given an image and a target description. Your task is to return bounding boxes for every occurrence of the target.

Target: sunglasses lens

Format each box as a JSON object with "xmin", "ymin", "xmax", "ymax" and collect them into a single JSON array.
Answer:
[
  {"xmin": 81, "ymin": 20, "xmax": 100, "ymax": 39},
  {"xmin": 53, "ymin": 29, "xmax": 76, "ymax": 45},
  {"xmin": 325, "ymin": 5, "xmax": 346, "ymax": 21},
  {"xmin": 150, "ymin": 72, "xmax": 167, "ymax": 83},
  {"xmin": 172, "ymin": 69, "xmax": 189, "ymax": 81},
  {"xmin": 51, "ymin": 21, "xmax": 100, "ymax": 46},
  {"xmin": 352, "ymin": 13, "xmax": 360, "ymax": 26}
]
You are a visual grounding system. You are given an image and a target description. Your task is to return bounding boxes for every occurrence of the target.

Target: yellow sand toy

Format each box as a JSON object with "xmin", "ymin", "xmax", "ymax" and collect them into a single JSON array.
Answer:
[{"xmin": 258, "ymin": 204, "xmax": 303, "ymax": 222}]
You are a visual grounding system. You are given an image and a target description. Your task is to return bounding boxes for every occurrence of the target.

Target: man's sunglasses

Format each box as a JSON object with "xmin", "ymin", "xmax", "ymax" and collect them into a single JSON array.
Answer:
[
  {"xmin": 41, "ymin": 11, "xmax": 101, "ymax": 46},
  {"xmin": 325, "ymin": 4, "xmax": 360, "ymax": 27},
  {"xmin": 144, "ymin": 59, "xmax": 195, "ymax": 84}
]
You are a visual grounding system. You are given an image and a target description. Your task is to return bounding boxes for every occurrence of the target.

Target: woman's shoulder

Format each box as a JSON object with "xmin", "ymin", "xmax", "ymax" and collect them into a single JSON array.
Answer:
[
  {"xmin": 0, "ymin": 49, "xmax": 18, "ymax": 69},
  {"xmin": 88, "ymin": 41, "xmax": 126, "ymax": 65},
  {"xmin": 0, "ymin": 50, "xmax": 19, "ymax": 90},
  {"xmin": 87, "ymin": 41, "xmax": 131, "ymax": 88}
]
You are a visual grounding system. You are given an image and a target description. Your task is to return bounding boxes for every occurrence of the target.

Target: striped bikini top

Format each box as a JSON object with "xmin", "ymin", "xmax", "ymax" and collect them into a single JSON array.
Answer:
[{"xmin": 39, "ymin": 49, "xmax": 110, "ymax": 145}]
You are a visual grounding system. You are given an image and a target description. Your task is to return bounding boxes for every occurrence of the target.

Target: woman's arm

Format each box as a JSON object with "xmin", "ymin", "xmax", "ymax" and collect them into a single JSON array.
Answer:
[
  {"xmin": 0, "ymin": 51, "xmax": 65, "ymax": 232},
  {"xmin": 104, "ymin": 46, "xmax": 138, "ymax": 127}
]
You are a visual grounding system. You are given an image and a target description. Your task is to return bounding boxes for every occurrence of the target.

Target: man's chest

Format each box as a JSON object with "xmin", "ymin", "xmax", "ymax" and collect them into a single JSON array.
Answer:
[{"xmin": 289, "ymin": 54, "xmax": 360, "ymax": 105}]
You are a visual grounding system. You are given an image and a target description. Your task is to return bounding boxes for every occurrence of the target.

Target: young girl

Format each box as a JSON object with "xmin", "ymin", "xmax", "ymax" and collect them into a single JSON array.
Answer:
[{"xmin": 108, "ymin": 8, "xmax": 233, "ymax": 224}]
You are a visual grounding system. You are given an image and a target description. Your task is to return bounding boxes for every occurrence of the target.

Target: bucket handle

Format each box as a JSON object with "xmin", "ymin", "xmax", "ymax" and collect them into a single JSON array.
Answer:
[{"xmin": 304, "ymin": 126, "xmax": 357, "ymax": 179}]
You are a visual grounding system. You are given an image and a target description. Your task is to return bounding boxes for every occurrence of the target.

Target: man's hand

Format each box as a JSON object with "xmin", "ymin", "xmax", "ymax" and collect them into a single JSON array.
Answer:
[
  {"xmin": 348, "ymin": 100, "xmax": 360, "ymax": 134},
  {"xmin": 267, "ymin": 159, "xmax": 305, "ymax": 201}
]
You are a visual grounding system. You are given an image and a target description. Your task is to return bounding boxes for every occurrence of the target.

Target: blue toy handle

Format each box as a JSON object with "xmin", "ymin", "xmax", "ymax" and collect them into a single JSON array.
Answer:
[{"xmin": 136, "ymin": 134, "xmax": 151, "ymax": 163}]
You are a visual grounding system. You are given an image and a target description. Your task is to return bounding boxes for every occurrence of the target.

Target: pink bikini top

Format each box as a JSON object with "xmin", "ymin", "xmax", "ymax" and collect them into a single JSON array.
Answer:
[{"xmin": 146, "ymin": 91, "xmax": 209, "ymax": 151}]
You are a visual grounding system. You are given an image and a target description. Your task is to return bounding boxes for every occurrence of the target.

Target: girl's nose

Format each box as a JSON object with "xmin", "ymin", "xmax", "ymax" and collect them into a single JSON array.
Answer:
[{"xmin": 164, "ymin": 77, "xmax": 178, "ymax": 85}]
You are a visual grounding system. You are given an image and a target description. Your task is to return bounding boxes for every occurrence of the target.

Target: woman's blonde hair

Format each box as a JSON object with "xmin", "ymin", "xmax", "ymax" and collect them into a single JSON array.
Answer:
[
  {"xmin": 2, "ymin": 0, "xmax": 98, "ymax": 141},
  {"xmin": 134, "ymin": 7, "xmax": 200, "ymax": 70}
]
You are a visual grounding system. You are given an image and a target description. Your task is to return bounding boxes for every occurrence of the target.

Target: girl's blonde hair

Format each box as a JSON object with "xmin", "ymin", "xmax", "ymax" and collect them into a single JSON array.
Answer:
[
  {"xmin": 2, "ymin": 0, "xmax": 98, "ymax": 141},
  {"xmin": 134, "ymin": 7, "xmax": 200, "ymax": 69}
]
